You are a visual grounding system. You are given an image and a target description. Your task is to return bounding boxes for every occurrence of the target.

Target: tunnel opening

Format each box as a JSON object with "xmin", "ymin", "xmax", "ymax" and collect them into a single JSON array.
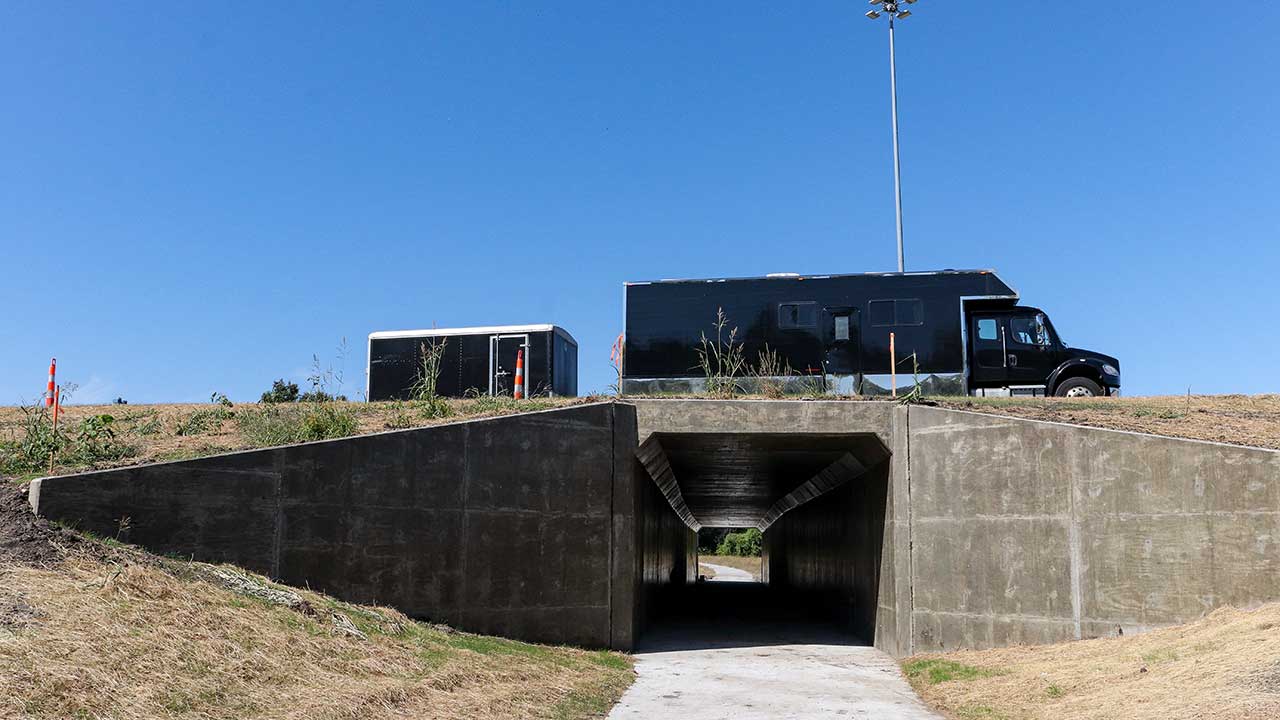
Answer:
[{"xmin": 633, "ymin": 432, "xmax": 891, "ymax": 650}]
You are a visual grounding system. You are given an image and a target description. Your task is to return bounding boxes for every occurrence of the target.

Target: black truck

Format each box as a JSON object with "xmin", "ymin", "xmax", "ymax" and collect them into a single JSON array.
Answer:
[
  {"xmin": 622, "ymin": 269, "xmax": 1120, "ymax": 397},
  {"xmin": 366, "ymin": 324, "xmax": 578, "ymax": 401}
]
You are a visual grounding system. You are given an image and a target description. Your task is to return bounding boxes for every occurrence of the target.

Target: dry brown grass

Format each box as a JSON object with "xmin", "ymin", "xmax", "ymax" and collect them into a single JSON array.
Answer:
[
  {"xmin": 0, "ymin": 557, "xmax": 632, "ymax": 720},
  {"xmin": 697, "ymin": 555, "xmax": 762, "ymax": 580},
  {"xmin": 938, "ymin": 394, "xmax": 1280, "ymax": 450},
  {"xmin": 0, "ymin": 397, "xmax": 589, "ymax": 480},
  {"xmin": 903, "ymin": 603, "xmax": 1280, "ymax": 720}
]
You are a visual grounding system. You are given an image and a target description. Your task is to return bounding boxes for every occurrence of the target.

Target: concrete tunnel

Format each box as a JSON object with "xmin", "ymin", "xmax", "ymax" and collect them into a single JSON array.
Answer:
[{"xmin": 631, "ymin": 430, "xmax": 891, "ymax": 645}]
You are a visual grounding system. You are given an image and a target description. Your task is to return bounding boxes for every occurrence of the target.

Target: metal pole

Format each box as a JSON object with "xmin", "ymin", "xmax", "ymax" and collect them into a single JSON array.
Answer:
[{"xmin": 888, "ymin": 16, "xmax": 906, "ymax": 272}]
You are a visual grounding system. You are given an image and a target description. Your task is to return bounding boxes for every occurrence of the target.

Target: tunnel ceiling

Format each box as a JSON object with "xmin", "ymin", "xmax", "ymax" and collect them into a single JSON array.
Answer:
[{"xmin": 643, "ymin": 433, "xmax": 890, "ymax": 528}]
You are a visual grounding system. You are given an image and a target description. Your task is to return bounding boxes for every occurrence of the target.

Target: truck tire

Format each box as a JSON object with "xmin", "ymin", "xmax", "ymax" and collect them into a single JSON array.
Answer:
[{"xmin": 1054, "ymin": 377, "xmax": 1104, "ymax": 398}]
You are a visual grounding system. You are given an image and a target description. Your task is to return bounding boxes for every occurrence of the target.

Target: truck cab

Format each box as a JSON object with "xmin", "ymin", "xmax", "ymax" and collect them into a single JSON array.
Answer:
[{"xmin": 967, "ymin": 306, "xmax": 1120, "ymax": 397}]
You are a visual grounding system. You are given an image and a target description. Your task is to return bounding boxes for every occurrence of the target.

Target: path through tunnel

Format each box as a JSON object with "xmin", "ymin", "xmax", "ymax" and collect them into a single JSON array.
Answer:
[{"xmin": 633, "ymin": 431, "xmax": 891, "ymax": 649}]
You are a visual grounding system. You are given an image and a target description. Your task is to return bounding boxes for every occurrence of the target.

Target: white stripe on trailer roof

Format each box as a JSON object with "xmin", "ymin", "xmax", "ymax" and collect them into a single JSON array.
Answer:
[
  {"xmin": 623, "ymin": 268, "xmax": 1002, "ymax": 285},
  {"xmin": 369, "ymin": 324, "xmax": 560, "ymax": 340}
]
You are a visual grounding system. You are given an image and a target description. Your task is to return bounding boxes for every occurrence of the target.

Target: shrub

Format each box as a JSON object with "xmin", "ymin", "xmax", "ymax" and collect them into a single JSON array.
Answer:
[
  {"xmin": 261, "ymin": 379, "xmax": 299, "ymax": 404},
  {"xmin": 715, "ymin": 528, "xmax": 762, "ymax": 557},
  {"xmin": 0, "ymin": 404, "xmax": 138, "ymax": 475}
]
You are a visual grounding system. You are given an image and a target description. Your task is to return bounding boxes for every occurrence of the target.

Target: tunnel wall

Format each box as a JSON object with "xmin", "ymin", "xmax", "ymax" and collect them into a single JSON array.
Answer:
[
  {"xmin": 29, "ymin": 403, "xmax": 640, "ymax": 649},
  {"xmin": 634, "ymin": 466, "xmax": 697, "ymax": 636},
  {"xmin": 906, "ymin": 405, "xmax": 1280, "ymax": 653},
  {"xmin": 762, "ymin": 459, "xmax": 889, "ymax": 642}
]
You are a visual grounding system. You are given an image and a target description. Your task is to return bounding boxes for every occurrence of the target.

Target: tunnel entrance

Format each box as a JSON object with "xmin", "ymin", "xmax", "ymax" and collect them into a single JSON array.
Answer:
[{"xmin": 634, "ymin": 432, "xmax": 891, "ymax": 649}]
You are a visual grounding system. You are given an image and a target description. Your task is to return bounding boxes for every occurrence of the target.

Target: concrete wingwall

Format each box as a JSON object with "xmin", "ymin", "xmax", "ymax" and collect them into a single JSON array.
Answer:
[
  {"xmin": 904, "ymin": 405, "xmax": 1280, "ymax": 653},
  {"xmin": 29, "ymin": 402, "xmax": 651, "ymax": 649}
]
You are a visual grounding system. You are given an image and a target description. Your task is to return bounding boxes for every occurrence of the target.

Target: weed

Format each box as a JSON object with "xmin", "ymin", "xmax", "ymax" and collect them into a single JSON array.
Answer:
[
  {"xmin": 409, "ymin": 338, "xmax": 452, "ymax": 418},
  {"xmin": 173, "ymin": 406, "xmax": 234, "ymax": 436},
  {"xmin": 751, "ymin": 345, "xmax": 790, "ymax": 399},
  {"xmin": 1, "ymin": 404, "xmax": 139, "ymax": 474},
  {"xmin": 696, "ymin": 307, "xmax": 746, "ymax": 398},
  {"xmin": 384, "ymin": 401, "xmax": 414, "ymax": 430},
  {"xmin": 903, "ymin": 658, "xmax": 1004, "ymax": 685},
  {"xmin": 610, "ymin": 333, "xmax": 625, "ymax": 396},
  {"xmin": 1046, "ymin": 684, "xmax": 1065, "ymax": 698},
  {"xmin": 301, "ymin": 338, "xmax": 350, "ymax": 402}
]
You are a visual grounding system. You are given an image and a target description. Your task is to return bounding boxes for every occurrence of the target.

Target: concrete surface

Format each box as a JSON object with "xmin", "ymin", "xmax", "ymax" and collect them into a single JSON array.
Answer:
[
  {"xmin": 608, "ymin": 619, "xmax": 941, "ymax": 720},
  {"xmin": 701, "ymin": 562, "xmax": 753, "ymax": 582},
  {"xmin": 28, "ymin": 398, "xmax": 1280, "ymax": 657},
  {"xmin": 907, "ymin": 405, "xmax": 1280, "ymax": 652},
  {"xmin": 29, "ymin": 403, "xmax": 647, "ymax": 649}
]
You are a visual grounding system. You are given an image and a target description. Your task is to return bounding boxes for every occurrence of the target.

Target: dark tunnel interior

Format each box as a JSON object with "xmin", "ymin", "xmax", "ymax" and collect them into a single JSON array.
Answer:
[{"xmin": 634, "ymin": 432, "xmax": 891, "ymax": 649}]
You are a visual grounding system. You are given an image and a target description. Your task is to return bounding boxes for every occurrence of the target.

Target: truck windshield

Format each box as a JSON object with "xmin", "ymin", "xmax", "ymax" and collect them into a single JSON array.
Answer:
[{"xmin": 1041, "ymin": 313, "xmax": 1064, "ymax": 347}]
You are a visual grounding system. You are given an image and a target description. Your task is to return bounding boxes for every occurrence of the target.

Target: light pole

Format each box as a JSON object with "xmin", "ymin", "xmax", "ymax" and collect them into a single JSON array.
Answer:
[{"xmin": 865, "ymin": 0, "xmax": 917, "ymax": 273}]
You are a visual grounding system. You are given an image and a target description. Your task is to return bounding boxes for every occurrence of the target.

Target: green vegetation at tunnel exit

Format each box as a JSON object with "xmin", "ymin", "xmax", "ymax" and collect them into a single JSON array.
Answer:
[{"xmin": 716, "ymin": 528, "xmax": 762, "ymax": 556}]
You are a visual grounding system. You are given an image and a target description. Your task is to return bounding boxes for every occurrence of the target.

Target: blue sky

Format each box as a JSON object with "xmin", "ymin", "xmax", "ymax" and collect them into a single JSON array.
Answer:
[{"xmin": 2, "ymin": 2, "xmax": 1278, "ymax": 403}]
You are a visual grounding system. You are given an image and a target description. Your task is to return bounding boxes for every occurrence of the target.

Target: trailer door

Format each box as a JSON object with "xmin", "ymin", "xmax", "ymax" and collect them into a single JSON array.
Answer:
[
  {"xmin": 489, "ymin": 334, "xmax": 530, "ymax": 396},
  {"xmin": 822, "ymin": 306, "xmax": 861, "ymax": 376},
  {"xmin": 968, "ymin": 314, "xmax": 1009, "ymax": 389}
]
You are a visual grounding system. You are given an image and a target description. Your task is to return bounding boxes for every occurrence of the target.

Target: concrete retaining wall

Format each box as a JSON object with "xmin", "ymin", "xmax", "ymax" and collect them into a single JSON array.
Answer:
[
  {"xmin": 30, "ymin": 403, "xmax": 640, "ymax": 649},
  {"xmin": 906, "ymin": 405, "xmax": 1280, "ymax": 653},
  {"xmin": 28, "ymin": 399, "xmax": 1280, "ymax": 656}
]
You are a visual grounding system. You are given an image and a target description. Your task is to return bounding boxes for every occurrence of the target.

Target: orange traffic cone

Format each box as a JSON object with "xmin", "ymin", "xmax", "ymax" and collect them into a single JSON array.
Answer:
[{"xmin": 513, "ymin": 349, "xmax": 525, "ymax": 399}]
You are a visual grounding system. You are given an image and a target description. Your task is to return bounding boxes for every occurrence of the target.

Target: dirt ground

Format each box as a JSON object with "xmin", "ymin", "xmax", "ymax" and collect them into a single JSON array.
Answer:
[{"xmin": 905, "ymin": 602, "xmax": 1280, "ymax": 720}]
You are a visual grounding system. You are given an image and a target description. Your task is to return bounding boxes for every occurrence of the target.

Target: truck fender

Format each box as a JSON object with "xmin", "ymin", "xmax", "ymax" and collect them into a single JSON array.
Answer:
[{"xmin": 1046, "ymin": 358, "xmax": 1107, "ymax": 394}]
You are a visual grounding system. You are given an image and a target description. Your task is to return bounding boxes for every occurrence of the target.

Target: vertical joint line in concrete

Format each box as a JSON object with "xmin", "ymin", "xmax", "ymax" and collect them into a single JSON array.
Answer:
[
  {"xmin": 1067, "ymin": 455, "xmax": 1084, "ymax": 641},
  {"xmin": 905, "ymin": 405, "xmax": 915, "ymax": 655},
  {"xmin": 271, "ymin": 450, "xmax": 284, "ymax": 579},
  {"xmin": 607, "ymin": 403, "xmax": 615, "ymax": 642},
  {"xmin": 460, "ymin": 423, "xmax": 471, "ymax": 620}
]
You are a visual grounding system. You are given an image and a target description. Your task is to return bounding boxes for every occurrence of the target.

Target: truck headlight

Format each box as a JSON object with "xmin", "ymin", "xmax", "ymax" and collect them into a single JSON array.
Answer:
[{"xmin": 1102, "ymin": 364, "xmax": 1119, "ymax": 377}]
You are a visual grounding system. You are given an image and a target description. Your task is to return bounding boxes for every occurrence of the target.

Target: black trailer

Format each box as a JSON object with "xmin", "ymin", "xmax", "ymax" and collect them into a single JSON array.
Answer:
[
  {"xmin": 367, "ymin": 324, "xmax": 578, "ymax": 401},
  {"xmin": 622, "ymin": 270, "xmax": 1120, "ymax": 397}
]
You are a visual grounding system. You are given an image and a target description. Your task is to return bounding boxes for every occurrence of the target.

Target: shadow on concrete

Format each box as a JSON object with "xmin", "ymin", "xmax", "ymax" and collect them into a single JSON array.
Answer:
[{"xmin": 637, "ymin": 581, "xmax": 865, "ymax": 652}]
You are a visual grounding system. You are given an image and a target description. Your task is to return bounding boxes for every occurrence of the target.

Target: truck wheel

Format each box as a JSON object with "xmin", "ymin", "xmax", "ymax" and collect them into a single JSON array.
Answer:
[{"xmin": 1055, "ymin": 377, "xmax": 1104, "ymax": 398}]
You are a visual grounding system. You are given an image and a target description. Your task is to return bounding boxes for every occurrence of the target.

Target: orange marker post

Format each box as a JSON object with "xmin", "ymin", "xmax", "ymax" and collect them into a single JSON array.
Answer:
[
  {"xmin": 513, "ymin": 349, "xmax": 525, "ymax": 400},
  {"xmin": 45, "ymin": 358, "xmax": 56, "ymax": 407}
]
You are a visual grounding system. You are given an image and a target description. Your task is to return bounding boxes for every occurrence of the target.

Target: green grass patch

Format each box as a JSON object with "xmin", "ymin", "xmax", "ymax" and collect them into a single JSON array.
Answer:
[
  {"xmin": 955, "ymin": 704, "xmax": 1012, "ymax": 719},
  {"xmin": 903, "ymin": 658, "xmax": 1004, "ymax": 685}
]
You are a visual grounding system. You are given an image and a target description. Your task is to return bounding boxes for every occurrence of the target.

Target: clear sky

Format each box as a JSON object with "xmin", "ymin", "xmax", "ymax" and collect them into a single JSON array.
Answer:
[{"xmin": 2, "ymin": 2, "xmax": 1278, "ymax": 403}]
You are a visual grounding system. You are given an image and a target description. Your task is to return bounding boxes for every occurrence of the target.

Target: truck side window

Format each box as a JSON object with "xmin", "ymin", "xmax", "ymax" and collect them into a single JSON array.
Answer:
[
  {"xmin": 834, "ymin": 315, "xmax": 850, "ymax": 341},
  {"xmin": 977, "ymin": 318, "xmax": 998, "ymax": 341},
  {"xmin": 1010, "ymin": 316, "xmax": 1050, "ymax": 347},
  {"xmin": 778, "ymin": 302, "xmax": 817, "ymax": 329}
]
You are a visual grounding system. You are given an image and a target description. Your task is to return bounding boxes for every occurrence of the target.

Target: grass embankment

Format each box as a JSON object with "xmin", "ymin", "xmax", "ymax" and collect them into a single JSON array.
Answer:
[
  {"xmin": 4, "ymin": 394, "xmax": 1277, "ymax": 484},
  {"xmin": 0, "ymin": 396, "xmax": 586, "ymax": 482},
  {"xmin": 902, "ymin": 603, "xmax": 1280, "ymax": 720},
  {"xmin": 0, "ymin": 491, "xmax": 633, "ymax": 720},
  {"xmin": 697, "ymin": 555, "xmax": 762, "ymax": 580},
  {"xmin": 936, "ymin": 393, "xmax": 1280, "ymax": 450}
]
